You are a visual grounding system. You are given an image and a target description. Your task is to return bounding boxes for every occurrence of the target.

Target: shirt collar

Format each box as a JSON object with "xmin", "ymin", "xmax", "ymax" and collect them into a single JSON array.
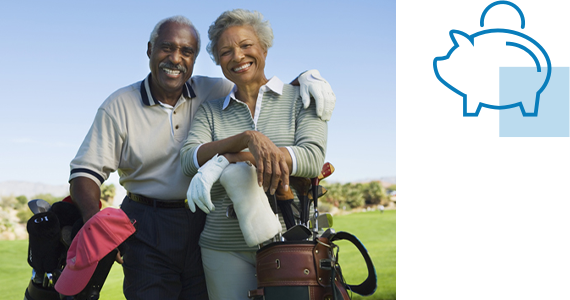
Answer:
[
  {"xmin": 140, "ymin": 73, "xmax": 196, "ymax": 106},
  {"xmin": 222, "ymin": 76, "xmax": 284, "ymax": 109}
]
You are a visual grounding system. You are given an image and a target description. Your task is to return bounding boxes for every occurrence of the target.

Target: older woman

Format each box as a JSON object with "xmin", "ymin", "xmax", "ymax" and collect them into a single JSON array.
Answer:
[{"xmin": 180, "ymin": 9, "xmax": 328, "ymax": 300}]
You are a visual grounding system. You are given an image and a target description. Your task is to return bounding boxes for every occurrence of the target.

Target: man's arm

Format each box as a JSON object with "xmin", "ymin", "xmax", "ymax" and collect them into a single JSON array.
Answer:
[
  {"xmin": 70, "ymin": 177, "xmax": 124, "ymax": 264},
  {"xmin": 195, "ymin": 71, "xmax": 335, "ymax": 121},
  {"xmin": 70, "ymin": 177, "xmax": 101, "ymax": 223}
]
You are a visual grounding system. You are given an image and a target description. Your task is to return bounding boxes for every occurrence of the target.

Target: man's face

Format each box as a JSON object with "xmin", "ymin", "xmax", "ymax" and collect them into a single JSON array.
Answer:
[{"xmin": 147, "ymin": 22, "xmax": 198, "ymax": 97}]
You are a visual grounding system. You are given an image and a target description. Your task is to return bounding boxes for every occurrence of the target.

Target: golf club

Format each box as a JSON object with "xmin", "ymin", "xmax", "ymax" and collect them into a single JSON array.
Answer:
[
  {"xmin": 28, "ymin": 199, "xmax": 51, "ymax": 214},
  {"xmin": 311, "ymin": 163, "xmax": 335, "ymax": 238},
  {"xmin": 274, "ymin": 184, "xmax": 296, "ymax": 230},
  {"xmin": 320, "ymin": 228, "xmax": 336, "ymax": 239},
  {"xmin": 289, "ymin": 177, "xmax": 311, "ymax": 226},
  {"xmin": 311, "ymin": 212, "xmax": 333, "ymax": 229},
  {"xmin": 318, "ymin": 162, "xmax": 335, "ymax": 181},
  {"xmin": 282, "ymin": 224, "xmax": 312, "ymax": 241},
  {"xmin": 307, "ymin": 186, "xmax": 327, "ymax": 200}
]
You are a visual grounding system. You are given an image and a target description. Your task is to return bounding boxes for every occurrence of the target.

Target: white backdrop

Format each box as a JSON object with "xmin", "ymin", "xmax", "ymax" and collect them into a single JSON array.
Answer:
[{"xmin": 397, "ymin": 1, "xmax": 570, "ymax": 299}]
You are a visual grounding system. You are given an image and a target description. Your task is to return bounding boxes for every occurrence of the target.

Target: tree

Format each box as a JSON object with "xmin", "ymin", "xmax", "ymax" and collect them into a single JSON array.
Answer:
[
  {"xmin": 15, "ymin": 195, "xmax": 28, "ymax": 210},
  {"xmin": 101, "ymin": 184, "xmax": 116, "ymax": 204},
  {"xmin": 363, "ymin": 181, "xmax": 387, "ymax": 205},
  {"xmin": 343, "ymin": 183, "xmax": 365, "ymax": 209},
  {"xmin": 321, "ymin": 182, "xmax": 344, "ymax": 208}
]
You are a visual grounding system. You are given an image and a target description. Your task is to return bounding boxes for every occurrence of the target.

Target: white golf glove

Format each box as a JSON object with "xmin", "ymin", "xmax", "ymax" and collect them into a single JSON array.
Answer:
[
  {"xmin": 186, "ymin": 154, "xmax": 230, "ymax": 213},
  {"xmin": 298, "ymin": 69, "xmax": 336, "ymax": 121}
]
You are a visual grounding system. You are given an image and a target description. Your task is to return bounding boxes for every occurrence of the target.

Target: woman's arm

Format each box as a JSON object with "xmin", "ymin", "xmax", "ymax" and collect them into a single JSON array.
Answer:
[
  {"xmin": 197, "ymin": 130, "xmax": 292, "ymax": 194},
  {"xmin": 180, "ymin": 104, "xmax": 291, "ymax": 194}
]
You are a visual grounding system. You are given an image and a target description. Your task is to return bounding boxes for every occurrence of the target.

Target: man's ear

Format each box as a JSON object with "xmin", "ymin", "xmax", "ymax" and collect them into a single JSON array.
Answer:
[{"xmin": 147, "ymin": 42, "xmax": 152, "ymax": 58}]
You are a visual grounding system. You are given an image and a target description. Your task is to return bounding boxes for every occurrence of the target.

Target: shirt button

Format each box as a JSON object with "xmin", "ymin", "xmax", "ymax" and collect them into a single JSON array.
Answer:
[
  {"xmin": 175, "ymin": 125, "xmax": 179, "ymax": 130},
  {"xmin": 173, "ymin": 111, "xmax": 177, "ymax": 114}
]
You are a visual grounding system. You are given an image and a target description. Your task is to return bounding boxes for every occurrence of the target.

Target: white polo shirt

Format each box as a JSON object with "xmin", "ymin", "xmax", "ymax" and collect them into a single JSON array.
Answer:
[{"xmin": 69, "ymin": 74, "xmax": 234, "ymax": 200}]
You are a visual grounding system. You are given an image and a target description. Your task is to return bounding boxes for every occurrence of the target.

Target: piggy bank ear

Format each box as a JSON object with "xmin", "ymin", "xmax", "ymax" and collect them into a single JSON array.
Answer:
[{"xmin": 449, "ymin": 30, "xmax": 473, "ymax": 48}]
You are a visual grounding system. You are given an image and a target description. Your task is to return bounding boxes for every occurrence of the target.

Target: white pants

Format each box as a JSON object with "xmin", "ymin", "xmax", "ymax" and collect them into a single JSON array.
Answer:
[{"xmin": 201, "ymin": 248, "xmax": 257, "ymax": 300}]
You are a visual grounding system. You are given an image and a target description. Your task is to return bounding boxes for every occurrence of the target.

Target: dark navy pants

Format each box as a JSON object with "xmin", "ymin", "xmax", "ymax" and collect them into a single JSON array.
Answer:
[{"xmin": 120, "ymin": 197, "xmax": 208, "ymax": 300}]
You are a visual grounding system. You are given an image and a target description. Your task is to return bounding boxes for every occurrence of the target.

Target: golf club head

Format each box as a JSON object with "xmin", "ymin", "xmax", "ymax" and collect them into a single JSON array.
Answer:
[
  {"xmin": 282, "ymin": 224, "xmax": 312, "ymax": 241},
  {"xmin": 307, "ymin": 186, "xmax": 328, "ymax": 200},
  {"xmin": 318, "ymin": 162, "xmax": 335, "ymax": 181},
  {"xmin": 309, "ymin": 213, "xmax": 332, "ymax": 229},
  {"xmin": 28, "ymin": 199, "xmax": 51, "ymax": 214},
  {"xmin": 320, "ymin": 228, "xmax": 336, "ymax": 239},
  {"xmin": 316, "ymin": 213, "xmax": 333, "ymax": 229}
]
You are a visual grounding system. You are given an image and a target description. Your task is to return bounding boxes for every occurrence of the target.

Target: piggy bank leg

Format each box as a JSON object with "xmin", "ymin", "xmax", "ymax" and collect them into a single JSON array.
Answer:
[
  {"xmin": 465, "ymin": 98, "xmax": 481, "ymax": 115},
  {"xmin": 520, "ymin": 96, "xmax": 537, "ymax": 116}
]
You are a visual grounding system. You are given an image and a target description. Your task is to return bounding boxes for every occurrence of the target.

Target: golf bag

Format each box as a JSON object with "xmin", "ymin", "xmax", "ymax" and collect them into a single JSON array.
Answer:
[
  {"xmin": 25, "ymin": 200, "xmax": 82, "ymax": 300},
  {"xmin": 249, "ymin": 232, "xmax": 376, "ymax": 300},
  {"xmin": 23, "ymin": 198, "xmax": 129, "ymax": 300},
  {"xmin": 249, "ymin": 163, "xmax": 377, "ymax": 300}
]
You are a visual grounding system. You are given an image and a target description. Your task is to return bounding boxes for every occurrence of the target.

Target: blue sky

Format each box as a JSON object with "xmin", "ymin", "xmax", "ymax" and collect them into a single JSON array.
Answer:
[{"xmin": 0, "ymin": 0, "xmax": 395, "ymax": 187}]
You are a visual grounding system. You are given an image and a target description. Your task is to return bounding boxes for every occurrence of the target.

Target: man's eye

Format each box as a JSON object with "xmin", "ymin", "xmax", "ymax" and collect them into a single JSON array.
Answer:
[
  {"xmin": 242, "ymin": 44, "xmax": 252, "ymax": 49},
  {"xmin": 221, "ymin": 51, "xmax": 230, "ymax": 56},
  {"xmin": 162, "ymin": 46, "xmax": 172, "ymax": 51}
]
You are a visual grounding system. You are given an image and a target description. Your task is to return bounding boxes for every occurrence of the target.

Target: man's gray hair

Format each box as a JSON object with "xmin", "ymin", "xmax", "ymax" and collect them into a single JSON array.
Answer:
[
  {"xmin": 149, "ymin": 15, "xmax": 201, "ymax": 58},
  {"xmin": 207, "ymin": 9, "xmax": 273, "ymax": 65}
]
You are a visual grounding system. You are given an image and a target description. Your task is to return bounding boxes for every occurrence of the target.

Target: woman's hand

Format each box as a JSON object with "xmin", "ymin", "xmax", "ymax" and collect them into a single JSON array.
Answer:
[{"xmin": 246, "ymin": 131, "xmax": 290, "ymax": 194}]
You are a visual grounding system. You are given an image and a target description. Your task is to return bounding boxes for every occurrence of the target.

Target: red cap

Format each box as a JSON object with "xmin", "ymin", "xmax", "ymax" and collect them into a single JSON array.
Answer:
[
  {"xmin": 62, "ymin": 195, "xmax": 102, "ymax": 209},
  {"xmin": 55, "ymin": 208, "xmax": 135, "ymax": 296}
]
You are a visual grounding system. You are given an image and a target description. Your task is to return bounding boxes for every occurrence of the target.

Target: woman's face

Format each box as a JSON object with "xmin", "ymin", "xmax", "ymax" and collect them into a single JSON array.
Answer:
[{"xmin": 217, "ymin": 25, "xmax": 267, "ymax": 87}]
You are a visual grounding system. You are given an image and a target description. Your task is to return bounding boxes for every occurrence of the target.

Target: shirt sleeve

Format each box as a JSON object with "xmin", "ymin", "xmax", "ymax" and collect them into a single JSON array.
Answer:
[
  {"xmin": 69, "ymin": 108, "xmax": 123, "ymax": 186},
  {"xmin": 180, "ymin": 102, "xmax": 214, "ymax": 177}
]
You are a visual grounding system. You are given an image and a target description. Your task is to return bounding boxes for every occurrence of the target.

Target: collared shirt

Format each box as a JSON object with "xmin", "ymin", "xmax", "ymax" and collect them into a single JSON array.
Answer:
[
  {"xmin": 180, "ymin": 76, "xmax": 328, "ymax": 251},
  {"xmin": 69, "ymin": 74, "xmax": 234, "ymax": 199},
  {"xmin": 192, "ymin": 77, "xmax": 298, "ymax": 174}
]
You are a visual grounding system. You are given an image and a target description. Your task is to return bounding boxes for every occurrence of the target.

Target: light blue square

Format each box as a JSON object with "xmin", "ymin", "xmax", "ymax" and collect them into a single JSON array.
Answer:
[{"xmin": 499, "ymin": 67, "xmax": 569, "ymax": 137}]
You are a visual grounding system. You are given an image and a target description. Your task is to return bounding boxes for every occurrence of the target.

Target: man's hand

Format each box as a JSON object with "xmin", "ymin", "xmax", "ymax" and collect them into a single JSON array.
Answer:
[
  {"xmin": 115, "ymin": 250, "xmax": 123, "ymax": 264},
  {"xmin": 186, "ymin": 154, "xmax": 230, "ymax": 213},
  {"xmin": 246, "ymin": 131, "xmax": 289, "ymax": 195},
  {"xmin": 298, "ymin": 69, "xmax": 336, "ymax": 121}
]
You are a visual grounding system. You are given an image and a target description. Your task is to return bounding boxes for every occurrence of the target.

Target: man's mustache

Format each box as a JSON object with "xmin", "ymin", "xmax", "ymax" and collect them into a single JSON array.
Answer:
[{"xmin": 159, "ymin": 62, "xmax": 187, "ymax": 73}]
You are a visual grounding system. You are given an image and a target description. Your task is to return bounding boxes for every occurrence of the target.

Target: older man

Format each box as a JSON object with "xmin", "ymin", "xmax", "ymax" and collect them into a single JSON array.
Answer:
[{"xmin": 68, "ymin": 15, "xmax": 334, "ymax": 300}]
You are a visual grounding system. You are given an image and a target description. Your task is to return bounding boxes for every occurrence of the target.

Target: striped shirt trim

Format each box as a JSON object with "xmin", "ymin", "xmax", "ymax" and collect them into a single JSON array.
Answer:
[
  {"xmin": 70, "ymin": 168, "xmax": 105, "ymax": 185},
  {"xmin": 140, "ymin": 73, "xmax": 196, "ymax": 106}
]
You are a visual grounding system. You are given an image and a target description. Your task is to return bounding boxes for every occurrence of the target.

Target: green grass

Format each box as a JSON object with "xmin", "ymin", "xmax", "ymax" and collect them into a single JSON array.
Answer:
[
  {"xmin": 333, "ymin": 210, "xmax": 396, "ymax": 300},
  {"xmin": 1, "ymin": 210, "xmax": 395, "ymax": 300}
]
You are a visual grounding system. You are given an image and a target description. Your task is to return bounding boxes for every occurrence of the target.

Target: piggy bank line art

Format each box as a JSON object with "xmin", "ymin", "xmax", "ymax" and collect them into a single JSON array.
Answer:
[{"xmin": 433, "ymin": 1, "xmax": 552, "ymax": 117}]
